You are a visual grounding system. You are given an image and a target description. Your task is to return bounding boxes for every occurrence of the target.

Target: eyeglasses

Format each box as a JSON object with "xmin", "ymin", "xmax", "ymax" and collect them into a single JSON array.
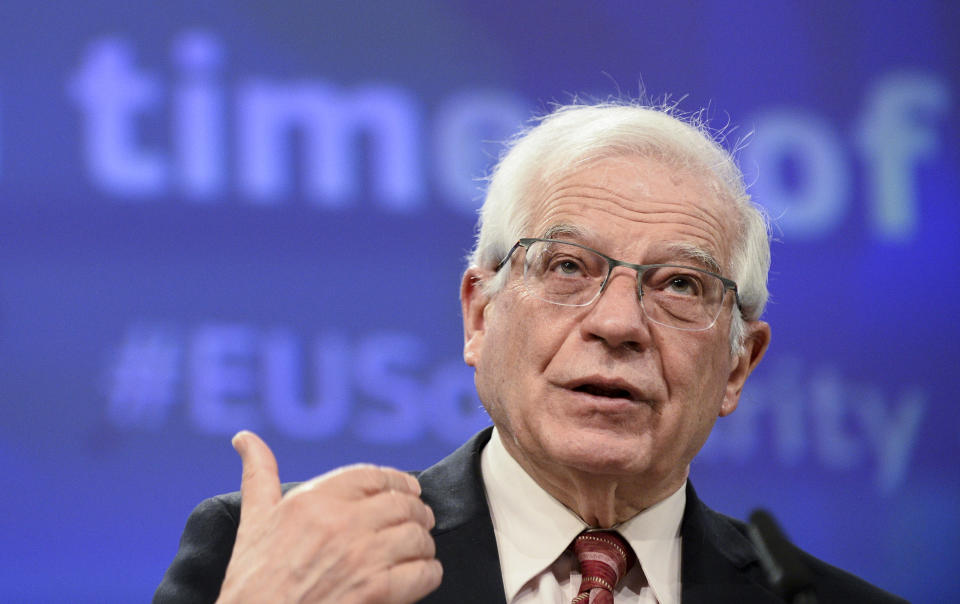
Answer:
[{"xmin": 495, "ymin": 238, "xmax": 742, "ymax": 331}]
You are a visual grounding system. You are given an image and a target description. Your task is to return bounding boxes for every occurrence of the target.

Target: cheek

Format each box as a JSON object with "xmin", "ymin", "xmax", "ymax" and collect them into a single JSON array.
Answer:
[
  {"xmin": 660, "ymin": 331, "xmax": 730, "ymax": 405},
  {"xmin": 654, "ymin": 336, "xmax": 729, "ymax": 463},
  {"xmin": 477, "ymin": 298, "xmax": 572, "ymax": 420},
  {"xmin": 492, "ymin": 295, "xmax": 570, "ymax": 365},
  {"xmin": 475, "ymin": 297, "xmax": 531, "ymax": 399}
]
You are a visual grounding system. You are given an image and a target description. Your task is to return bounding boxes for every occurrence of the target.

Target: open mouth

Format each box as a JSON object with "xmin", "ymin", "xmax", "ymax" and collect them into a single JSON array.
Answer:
[{"xmin": 572, "ymin": 384, "xmax": 635, "ymax": 400}]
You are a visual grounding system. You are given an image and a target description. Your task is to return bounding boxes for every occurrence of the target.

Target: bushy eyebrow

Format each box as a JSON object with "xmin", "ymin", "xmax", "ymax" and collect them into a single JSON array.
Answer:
[
  {"xmin": 537, "ymin": 224, "xmax": 724, "ymax": 274},
  {"xmin": 660, "ymin": 241, "xmax": 723, "ymax": 274},
  {"xmin": 540, "ymin": 223, "xmax": 588, "ymax": 241}
]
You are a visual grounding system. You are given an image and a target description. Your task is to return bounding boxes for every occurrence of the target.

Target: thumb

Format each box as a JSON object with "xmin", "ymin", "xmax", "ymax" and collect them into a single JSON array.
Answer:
[{"xmin": 232, "ymin": 430, "xmax": 282, "ymax": 522}]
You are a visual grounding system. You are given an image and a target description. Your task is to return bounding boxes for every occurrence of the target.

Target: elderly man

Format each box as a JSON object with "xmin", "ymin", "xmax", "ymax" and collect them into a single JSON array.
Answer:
[{"xmin": 155, "ymin": 103, "xmax": 906, "ymax": 603}]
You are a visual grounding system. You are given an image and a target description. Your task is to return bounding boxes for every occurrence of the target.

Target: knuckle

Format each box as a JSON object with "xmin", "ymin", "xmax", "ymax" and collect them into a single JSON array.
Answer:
[
  {"xmin": 400, "ymin": 522, "xmax": 434, "ymax": 557},
  {"xmin": 385, "ymin": 487, "xmax": 405, "ymax": 508},
  {"xmin": 350, "ymin": 558, "xmax": 441, "ymax": 604},
  {"xmin": 344, "ymin": 464, "xmax": 391, "ymax": 493},
  {"xmin": 419, "ymin": 559, "xmax": 443, "ymax": 590},
  {"xmin": 355, "ymin": 572, "xmax": 390, "ymax": 604},
  {"xmin": 394, "ymin": 492, "xmax": 429, "ymax": 523},
  {"xmin": 376, "ymin": 491, "xmax": 403, "ymax": 523},
  {"xmin": 398, "ymin": 518, "xmax": 420, "ymax": 539},
  {"xmin": 398, "ymin": 492, "xmax": 423, "ymax": 520},
  {"xmin": 372, "ymin": 490, "xmax": 420, "ymax": 525},
  {"xmin": 419, "ymin": 526, "xmax": 437, "ymax": 557},
  {"xmin": 301, "ymin": 463, "xmax": 382, "ymax": 494}
]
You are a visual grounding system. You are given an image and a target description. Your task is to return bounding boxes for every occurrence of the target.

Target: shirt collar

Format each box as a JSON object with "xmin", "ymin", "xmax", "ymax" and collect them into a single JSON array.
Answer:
[
  {"xmin": 481, "ymin": 427, "xmax": 686, "ymax": 603},
  {"xmin": 616, "ymin": 478, "xmax": 685, "ymax": 604}
]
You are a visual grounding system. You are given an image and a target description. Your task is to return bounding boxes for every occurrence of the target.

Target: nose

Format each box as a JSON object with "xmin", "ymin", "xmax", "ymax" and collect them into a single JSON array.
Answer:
[{"xmin": 579, "ymin": 267, "xmax": 653, "ymax": 351}]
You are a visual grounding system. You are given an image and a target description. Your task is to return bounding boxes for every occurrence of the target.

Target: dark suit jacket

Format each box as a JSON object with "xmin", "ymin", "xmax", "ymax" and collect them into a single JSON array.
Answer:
[{"xmin": 154, "ymin": 428, "xmax": 907, "ymax": 603}]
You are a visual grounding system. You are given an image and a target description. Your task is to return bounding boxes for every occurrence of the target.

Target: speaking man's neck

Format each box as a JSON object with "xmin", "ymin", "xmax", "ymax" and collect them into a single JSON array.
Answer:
[{"xmin": 498, "ymin": 431, "xmax": 690, "ymax": 527}]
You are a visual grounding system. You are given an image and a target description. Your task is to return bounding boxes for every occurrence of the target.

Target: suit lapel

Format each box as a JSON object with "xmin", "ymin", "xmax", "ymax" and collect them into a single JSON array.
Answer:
[
  {"xmin": 417, "ymin": 428, "xmax": 504, "ymax": 603},
  {"xmin": 680, "ymin": 483, "xmax": 782, "ymax": 603}
]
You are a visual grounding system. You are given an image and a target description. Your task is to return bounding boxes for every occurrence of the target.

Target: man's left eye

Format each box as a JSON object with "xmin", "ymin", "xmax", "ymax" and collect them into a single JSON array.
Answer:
[{"xmin": 668, "ymin": 276, "xmax": 699, "ymax": 295}]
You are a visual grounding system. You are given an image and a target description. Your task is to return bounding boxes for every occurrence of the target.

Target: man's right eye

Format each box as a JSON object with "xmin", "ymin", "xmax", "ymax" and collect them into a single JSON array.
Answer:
[
  {"xmin": 557, "ymin": 260, "xmax": 581, "ymax": 274},
  {"xmin": 546, "ymin": 257, "xmax": 586, "ymax": 277}
]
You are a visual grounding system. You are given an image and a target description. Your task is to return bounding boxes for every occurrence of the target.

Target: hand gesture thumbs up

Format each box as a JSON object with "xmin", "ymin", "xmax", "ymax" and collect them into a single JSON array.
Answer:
[{"xmin": 217, "ymin": 431, "xmax": 442, "ymax": 604}]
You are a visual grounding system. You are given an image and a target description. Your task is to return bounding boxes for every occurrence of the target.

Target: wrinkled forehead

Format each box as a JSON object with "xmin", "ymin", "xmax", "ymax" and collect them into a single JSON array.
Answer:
[{"xmin": 524, "ymin": 155, "xmax": 740, "ymax": 271}]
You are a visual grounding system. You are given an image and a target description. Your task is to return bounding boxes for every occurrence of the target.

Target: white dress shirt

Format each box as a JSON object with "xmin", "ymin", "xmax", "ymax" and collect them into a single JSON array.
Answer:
[{"xmin": 480, "ymin": 428, "xmax": 684, "ymax": 604}]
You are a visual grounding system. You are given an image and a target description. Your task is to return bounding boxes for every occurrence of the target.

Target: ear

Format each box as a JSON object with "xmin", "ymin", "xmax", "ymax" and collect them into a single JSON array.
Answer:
[
  {"xmin": 719, "ymin": 320, "xmax": 771, "ymax": 416},
  {"xmin": 461, "ymin": 267, "xmax": 493, "ymax": 368}
]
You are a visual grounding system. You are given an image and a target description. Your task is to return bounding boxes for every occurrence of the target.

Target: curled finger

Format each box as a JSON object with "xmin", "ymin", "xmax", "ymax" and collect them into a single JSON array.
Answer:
[
  {"xmin": 348, "ymin": 489, "xmax": 435, "ymax": 532},
  {"xmin": 374, "ymin": 521, "xmax": 437, "ymax": 565},
  {"xmin": 362, "ymin": 558, "xmax": 443, "ymax": 604},
  {"xmin": 293, "ymin": 464, "xmax": 421, "ymax": 500}
]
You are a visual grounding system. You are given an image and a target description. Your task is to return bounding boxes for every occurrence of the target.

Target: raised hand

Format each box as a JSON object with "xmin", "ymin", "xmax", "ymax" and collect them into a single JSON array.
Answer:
[{"xmin": 216, "ymin": 431, "xmax": 442, "ymax": 604}]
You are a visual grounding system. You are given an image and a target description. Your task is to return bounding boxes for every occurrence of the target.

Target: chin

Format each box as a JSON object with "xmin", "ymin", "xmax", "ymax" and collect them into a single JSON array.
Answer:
[{"xmin": 547, "ymin": 432, "xmax": 652, "ymax": 477}]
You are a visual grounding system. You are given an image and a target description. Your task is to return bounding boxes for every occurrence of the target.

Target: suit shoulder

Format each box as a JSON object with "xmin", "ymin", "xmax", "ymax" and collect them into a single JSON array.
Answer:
[
  {"xmin": 796, "ymin": 549, "xmax": 909, "ymax": 603},
  {"xmin": 153, "ymin": 484, "xmax": 302, "ymax": 604},
  {"xmin": 707, "ymin": 511, "xmax": 907, "ymax": 603},
  {"xmin": 153, "ymin": 493, "xmax": 241, "ymax": 603}
]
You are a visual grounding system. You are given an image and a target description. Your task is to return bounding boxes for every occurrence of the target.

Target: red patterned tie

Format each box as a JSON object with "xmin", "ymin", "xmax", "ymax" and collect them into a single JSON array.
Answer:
[{"xmin": 571, "ymin": 531, "xmax": 635, "ymax": 604}]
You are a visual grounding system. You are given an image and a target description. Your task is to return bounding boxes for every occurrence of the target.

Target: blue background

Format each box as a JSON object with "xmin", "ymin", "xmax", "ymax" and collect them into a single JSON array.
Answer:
[{"xmin": 1, "ymin": 2, "xmax": 957, "ymax": 602}]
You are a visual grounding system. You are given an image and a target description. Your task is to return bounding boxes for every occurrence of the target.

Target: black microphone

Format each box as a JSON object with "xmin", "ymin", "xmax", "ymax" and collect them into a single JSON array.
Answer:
[{"xmin": 747, "ymin": 509, "xmax": 818, "ymax": 604}]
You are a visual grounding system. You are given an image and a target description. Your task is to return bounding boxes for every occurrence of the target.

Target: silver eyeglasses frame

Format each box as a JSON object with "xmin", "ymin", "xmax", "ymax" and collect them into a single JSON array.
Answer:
[{"xmin": 494, "ymin": 238, "xmax": 742, "ymax": 331}]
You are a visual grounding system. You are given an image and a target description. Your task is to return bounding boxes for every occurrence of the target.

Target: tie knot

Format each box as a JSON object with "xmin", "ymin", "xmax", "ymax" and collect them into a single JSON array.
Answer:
[{"xmin": 572, "ymin": 530, "xmax": 635, "ymax": 603}]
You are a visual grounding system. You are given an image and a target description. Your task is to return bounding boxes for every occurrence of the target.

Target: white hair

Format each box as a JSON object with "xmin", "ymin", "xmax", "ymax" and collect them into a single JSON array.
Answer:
[{"xmin": 467, "ymin": 101, "xmax": 771, "ymax": 353}]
